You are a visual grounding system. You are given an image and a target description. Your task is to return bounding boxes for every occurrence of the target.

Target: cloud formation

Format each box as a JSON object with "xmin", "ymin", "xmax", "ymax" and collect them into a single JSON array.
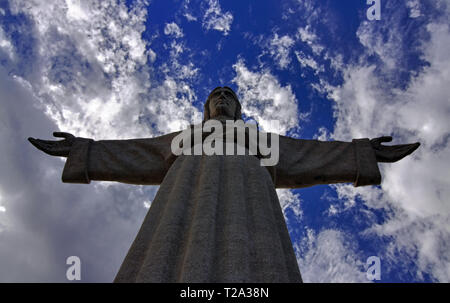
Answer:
[
  {"xmin": 0, "ymin": 0, "xmax": 200, "ymax": 282},
  {"xmin": 0, "ymin": 63, "xmax": 159, "ymax": 281},
  {"xmin": 296, "ymin": 229, "xmax": 368, "ymax": 283},
  {"xmin": 164, "ymin": 22, "xmax": 184, "ymax": 38},
  {"xmin": 318, "ymin": 3, "xmax": 450, "ymax": 282},
  {"xmin": 202, "ymin": 0, "xmax": 233, "ymax": 35},
  {"xmin": 232, "ymin": 59, "xmax": 300, "ymax": 135},
  {"xmin": 268, "ymin": 33, "xmax": 295, "ymax": 69}
]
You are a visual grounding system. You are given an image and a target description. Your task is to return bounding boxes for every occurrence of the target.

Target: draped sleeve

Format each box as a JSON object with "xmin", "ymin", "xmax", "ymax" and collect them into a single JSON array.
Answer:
[
  {"xmin": 275, "ymin": 136, "xmax": 381, "ymax": 188},
  {"xmin": 61, "ymin": 132, "xmax": 179, "ymax": 185}
]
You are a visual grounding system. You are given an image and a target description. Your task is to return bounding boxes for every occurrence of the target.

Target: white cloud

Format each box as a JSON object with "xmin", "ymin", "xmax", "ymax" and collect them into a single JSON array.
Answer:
[
  {"xmin": 268, "ymin": 34, "xmax": 295, "ymax": 69},
  {"xmin": 164, "ymin": 22, "xmax": 184, "ymax": 38},
  {"xmin": 0, "ymin": 27, "xmax": 14, "ymax": 60},
  {"xmin": 147, "ymin": 39, "xmax": 202, "ymax": 133},
  {"xmin": 277, "ymin": 189, "xmax": 302, "ymax": 223},
  {"xmin": 202, "ymin": 0, "xmax": 233, "ymax": 35},
  {"xmin": 313, "ymin": 126, "xmax": 331, "ymax": 141},
  {"xmin": 143, "ymin": 200, "xmax": 151, "ymax": 209},
  {"xmin": 184, "ymin": 13, "xmax": 197, "ymax": 22},
  {"xmin": 296, "ymin": 229, "xmax": 368, "ymax": 282},
  {"xmin": 144, "ymin": 77, "xmax": 202, "ymax": 133},
  {"xmin": 406, "ymin": 0, "xmax": 421, "ymax": 18},
  {"xmin": 355, "ymin": 2, "xmax": 423, "ymax": 75},
  {"xmin": 5, "ymin": 0, "xmax": 152, "ymax": 139},
  {"xmin": 297, "ymin": 26, "xmax": 316, "ymax": 43},
  {"xmin": 356, "ymin": 22, "xmax": 401, "ymax": 71},
  {"xmin": 65, "ymin": 0, "xmax": 89, "ymax": 21},
  {"xmin": 292, "ymin": 0, "xmax": 321, "ymax": 24},
  {"xmin": 4, "ymin": 0, "xmax": 201, "ymax": 140},
  {"xmin": 0, "ymin": 189, "xmax": 5, "ymax": 213},
  {"xmin": 295, "ymin": 50, "xmax": 323, "ymax": 74},
  {"xmin": 296, "ymin": 26, "xmax": 323, "ymax": 55},
  {"xmin": 181, "ymin": 0, "xmax": 197, "ymax": 22},
  {"xmin": 232, "ymin": 59, "xmax": 300, "ymax": 135}
]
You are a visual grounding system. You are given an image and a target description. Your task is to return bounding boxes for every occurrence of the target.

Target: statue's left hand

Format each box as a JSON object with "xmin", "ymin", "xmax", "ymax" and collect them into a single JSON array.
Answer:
[
  {"xmin": 28, "ymin": 132, "xmax": 75, "ymax": 157},
  {"xmin": 370, "ymin": 136, "xmax": 420, "ymax": 163}
]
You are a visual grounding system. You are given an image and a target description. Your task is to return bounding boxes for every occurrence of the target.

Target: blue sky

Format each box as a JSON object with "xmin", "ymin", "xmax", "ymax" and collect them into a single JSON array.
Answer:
[{"xmin": 0, "ymin": 0, "xmax": 449, "ymax": 282}]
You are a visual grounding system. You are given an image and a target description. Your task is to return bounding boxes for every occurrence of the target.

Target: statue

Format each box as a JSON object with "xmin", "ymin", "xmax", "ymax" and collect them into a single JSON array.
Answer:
[{"xmin": 28, "ymin": 86, "xmax": 420, "ymax": 282}]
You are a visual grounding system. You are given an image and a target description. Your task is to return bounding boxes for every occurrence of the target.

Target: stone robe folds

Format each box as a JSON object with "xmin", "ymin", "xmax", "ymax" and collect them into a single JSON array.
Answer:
[{"xmin": 61, "ymin": 129, "xmax": 381, "ymax": 283}]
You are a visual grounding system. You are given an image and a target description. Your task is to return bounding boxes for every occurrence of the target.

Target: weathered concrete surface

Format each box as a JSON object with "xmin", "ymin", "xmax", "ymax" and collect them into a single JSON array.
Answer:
[
  {"xmin": 60, "ymin": 134, "xmax": 381, "ymax": 282},
  {"xmin": 114, "ymin": 154, "xmax": 302, "ymax": 282}
]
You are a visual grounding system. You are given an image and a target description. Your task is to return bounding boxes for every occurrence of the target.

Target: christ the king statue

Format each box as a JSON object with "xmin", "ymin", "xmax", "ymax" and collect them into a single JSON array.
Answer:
[{"xmin": 28, "ymin": 86, "xmax": 420, "ymax": 282}]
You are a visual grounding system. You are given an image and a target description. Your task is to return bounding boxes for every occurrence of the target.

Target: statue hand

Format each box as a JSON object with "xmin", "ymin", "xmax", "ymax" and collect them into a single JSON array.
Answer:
[
  {"xmin": 28, "ymin": 132, "xmax": 75, "ymax": 157},
  {"xmin": 370, "ymin": 136, "xmax": 420, "ymax": 163}
]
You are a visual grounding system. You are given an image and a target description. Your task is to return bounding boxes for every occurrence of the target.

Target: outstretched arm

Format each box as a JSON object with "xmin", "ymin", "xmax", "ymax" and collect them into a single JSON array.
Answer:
[
  {"xmin": 275, "ymin": 135, "xmax": 420, "ymax": 189},
  {"xmin": 28, "ymin": 132, "xmax": 179, "ymax": 185}
]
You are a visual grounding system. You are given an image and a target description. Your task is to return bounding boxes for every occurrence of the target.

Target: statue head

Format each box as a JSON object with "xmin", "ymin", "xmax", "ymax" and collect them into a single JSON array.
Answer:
[{"xmin": 203, "ymin": 86, "xmax": 242, "ymax": 122}]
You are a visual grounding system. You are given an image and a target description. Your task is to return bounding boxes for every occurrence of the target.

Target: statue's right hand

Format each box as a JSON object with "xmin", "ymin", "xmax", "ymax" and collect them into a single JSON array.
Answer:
[{"xmin": 28, "ymin": 132, "xmax": 75, "ymax": 157}]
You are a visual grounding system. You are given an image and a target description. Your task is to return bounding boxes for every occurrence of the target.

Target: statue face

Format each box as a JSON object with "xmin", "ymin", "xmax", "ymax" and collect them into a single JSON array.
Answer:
[{"xmin": 208, "ymin": 88, "xmax": 238, "ymax": 119}]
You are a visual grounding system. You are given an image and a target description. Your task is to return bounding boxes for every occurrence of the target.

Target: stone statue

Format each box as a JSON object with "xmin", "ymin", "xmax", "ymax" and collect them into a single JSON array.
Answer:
[{"xmin": 28, "ymin": 86, "xmax": 420, "ymax": 282}]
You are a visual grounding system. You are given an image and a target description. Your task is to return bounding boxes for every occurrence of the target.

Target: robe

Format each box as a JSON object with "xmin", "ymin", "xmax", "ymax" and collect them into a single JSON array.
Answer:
[{"xmin": 61, "ymin": 129, "xmax": 381, "ymax": 283}]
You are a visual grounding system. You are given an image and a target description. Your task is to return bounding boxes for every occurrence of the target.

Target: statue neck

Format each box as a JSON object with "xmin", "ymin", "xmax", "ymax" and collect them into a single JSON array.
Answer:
[{"xmin": 209, "ymin": 115, "xmax": 235, "ymax": 123}]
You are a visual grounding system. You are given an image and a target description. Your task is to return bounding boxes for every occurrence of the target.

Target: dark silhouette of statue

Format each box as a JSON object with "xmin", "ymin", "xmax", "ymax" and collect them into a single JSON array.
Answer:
[{"xmin": 28, "ymin": 86, "xmax": 420, "ymax": 282}]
